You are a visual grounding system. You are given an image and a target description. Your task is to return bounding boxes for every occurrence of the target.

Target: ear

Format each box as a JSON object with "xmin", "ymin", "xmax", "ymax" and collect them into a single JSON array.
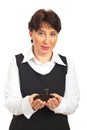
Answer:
[{"xmin": 29, "ymin": 31, "xmax": 32, "ymax": 38}]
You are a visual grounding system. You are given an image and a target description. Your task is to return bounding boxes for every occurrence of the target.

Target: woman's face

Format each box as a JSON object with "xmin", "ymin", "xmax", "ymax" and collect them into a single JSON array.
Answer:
[{"xmin": 29, "ymin": 23, "xmax": 58, "ymax": 57}]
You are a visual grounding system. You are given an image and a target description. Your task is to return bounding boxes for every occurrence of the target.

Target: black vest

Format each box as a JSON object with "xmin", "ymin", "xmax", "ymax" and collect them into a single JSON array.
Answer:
[{"xmin": 9, "ymin": 54, "xmax": 70, "ymax": 130}]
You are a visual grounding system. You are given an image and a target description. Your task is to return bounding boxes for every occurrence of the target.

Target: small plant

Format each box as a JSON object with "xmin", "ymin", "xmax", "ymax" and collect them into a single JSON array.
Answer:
[
  {"xmin": 33, "ymin": 88, "xmax": 54, "ymax": 101},
  {"xmin": 44, "ymin": 88, "xmax": 49, "ymax": 95}
]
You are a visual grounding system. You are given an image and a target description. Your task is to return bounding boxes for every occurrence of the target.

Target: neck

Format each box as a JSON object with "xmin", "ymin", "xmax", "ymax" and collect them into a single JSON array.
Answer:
[
  {"xmin": 36, "ymin": 54, "xmax": 52, "ymax": 64},
  {"xmin": 32, "ymin": 46, "xmax": 53, "ymax": 63},
  {"xmin": 33, "ymin": 51, "xmax": 53, "ymax": 64}
]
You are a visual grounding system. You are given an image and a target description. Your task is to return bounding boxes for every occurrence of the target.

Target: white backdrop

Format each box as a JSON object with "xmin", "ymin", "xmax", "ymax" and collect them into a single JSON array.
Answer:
[{"xmin": 0, "ymin": 0, "xmax": 87, "ymax": 129}]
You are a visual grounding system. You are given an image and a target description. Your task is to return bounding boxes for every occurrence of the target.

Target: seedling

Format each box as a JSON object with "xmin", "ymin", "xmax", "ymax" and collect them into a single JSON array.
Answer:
[{"xmin": 44, "ymin": 88, "xmax": 49, "ymax": 95}]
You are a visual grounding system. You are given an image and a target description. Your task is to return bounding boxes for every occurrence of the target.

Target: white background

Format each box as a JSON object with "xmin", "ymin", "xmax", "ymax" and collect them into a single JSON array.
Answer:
[{"xmin": 0, "ymin": 0, "xmax": 87, "ymax": 129}]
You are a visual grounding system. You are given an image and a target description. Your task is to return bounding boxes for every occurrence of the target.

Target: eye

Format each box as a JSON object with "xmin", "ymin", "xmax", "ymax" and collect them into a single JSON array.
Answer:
[
  {"xmin": 37, "ymin": 30, "xmax": 44, "ymax": 35},
  {"xmin": 50, "ymin": 33, "xmax": 57, "ymax": 37}
]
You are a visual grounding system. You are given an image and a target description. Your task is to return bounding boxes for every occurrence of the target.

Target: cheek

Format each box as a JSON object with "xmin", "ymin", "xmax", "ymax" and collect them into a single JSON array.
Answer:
[
  {"xmin": 33, "ymin": 36, "xmax": 41, "ymax": 44},
  {"xmin": 33, "ymin": 38, "xmax": 38, "ymax": 44},
  {"xmin": 33, "ymin": 38, "xmax": 43, "ymax": 47},
  {"xmin": 51, "ymin": 39, "xmax": 57, "ymax": 48}
]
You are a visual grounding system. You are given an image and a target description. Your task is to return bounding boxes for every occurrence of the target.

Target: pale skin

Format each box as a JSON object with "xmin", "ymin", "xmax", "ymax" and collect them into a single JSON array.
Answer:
[{"xmin": 29, "ymin": 22, "xmax": 62, "ymax": 111}]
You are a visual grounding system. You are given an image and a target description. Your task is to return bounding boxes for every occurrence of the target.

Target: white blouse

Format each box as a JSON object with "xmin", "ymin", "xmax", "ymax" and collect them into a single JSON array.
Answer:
[{"xmin": 4, "ymin": 48, "xmax": 80, "ymax": 119}]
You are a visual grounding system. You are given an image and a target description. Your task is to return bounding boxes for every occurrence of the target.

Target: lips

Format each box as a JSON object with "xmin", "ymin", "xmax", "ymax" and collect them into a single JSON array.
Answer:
[{"xmin": 41, "ymin": 45, "xmax": 49, "ymax": 50}]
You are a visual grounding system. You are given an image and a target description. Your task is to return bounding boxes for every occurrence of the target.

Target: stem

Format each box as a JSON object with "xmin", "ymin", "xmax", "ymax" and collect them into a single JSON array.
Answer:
[{"xmin": 44, "ymin": 88, "xmax": 49, "ymax": 95}]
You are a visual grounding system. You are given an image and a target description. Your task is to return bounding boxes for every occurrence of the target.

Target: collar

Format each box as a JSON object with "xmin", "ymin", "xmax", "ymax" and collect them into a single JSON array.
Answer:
[
  {"xmin": 22, "ymin": 48, "xmax": 35, "ymax": 63},
  {"xmin": 22, "ymin": 47, "xmax": 66, "ymax": 66}
]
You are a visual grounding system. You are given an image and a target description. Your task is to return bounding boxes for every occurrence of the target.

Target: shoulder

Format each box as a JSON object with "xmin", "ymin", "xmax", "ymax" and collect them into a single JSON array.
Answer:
[
  {"xmin": 64, "ymin": 56, "xmax": 76, "ymax": 74},
  {"xmin": 58, "ymin": 54, "xmax": 76, "ymax": 73},
  {"xmin": 59, "ymin": 54, "xmax": 74, "ymax": 66},
  {"xmin": 15, "ymin": 53, "xmax": 24, "ymax": 64},
  {"xmin": 58, "ymin": 54, "xmax": 67, "ymax": 65},
  {"xmin": 9, "ymin": 51, "xmax": 24, "ymax": 67}
]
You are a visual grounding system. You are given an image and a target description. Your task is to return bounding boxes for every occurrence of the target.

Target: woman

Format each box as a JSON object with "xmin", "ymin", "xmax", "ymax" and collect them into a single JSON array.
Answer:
[{"xmin": 5, "ymin": 9, "xmax": 80, "ymax": 130}]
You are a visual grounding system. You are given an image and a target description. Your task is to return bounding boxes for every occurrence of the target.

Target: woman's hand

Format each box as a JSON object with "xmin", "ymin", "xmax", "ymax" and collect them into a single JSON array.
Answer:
[
  {"xmin": 46, "ymin": 93, "xmax": 62, "ymax": 110},
  {"xmin": 29, "ymin": 94, "xmax": 46, "ymax": 111}
]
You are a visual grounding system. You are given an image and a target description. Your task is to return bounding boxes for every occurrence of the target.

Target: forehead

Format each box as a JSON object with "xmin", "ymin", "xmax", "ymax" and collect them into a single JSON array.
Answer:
[{"xmin": 39, "ymin": 22, "xmax": 53, "ymax": 29}]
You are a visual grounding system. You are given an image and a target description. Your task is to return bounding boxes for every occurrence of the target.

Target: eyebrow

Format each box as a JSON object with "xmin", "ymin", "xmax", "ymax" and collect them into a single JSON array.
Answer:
[
  {"xmin": 37, "ymin": 29, "xmax": 44, "ymax": 32},
  {"xmin": 37, "ymin": 29, "xmax": 57, "ymax": 33}
]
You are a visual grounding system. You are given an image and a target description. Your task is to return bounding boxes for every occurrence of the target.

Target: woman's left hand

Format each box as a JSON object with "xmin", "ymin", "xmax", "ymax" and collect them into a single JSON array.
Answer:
[{"xmin": 46, "ymin": 93, "xmax": 62, "ymax": 110}]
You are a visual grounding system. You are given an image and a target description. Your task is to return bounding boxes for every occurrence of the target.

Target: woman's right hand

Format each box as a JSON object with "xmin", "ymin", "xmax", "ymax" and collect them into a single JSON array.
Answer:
[{"xmin": 29, "ymin": 94, "xmax": 46, "ymax": 111}]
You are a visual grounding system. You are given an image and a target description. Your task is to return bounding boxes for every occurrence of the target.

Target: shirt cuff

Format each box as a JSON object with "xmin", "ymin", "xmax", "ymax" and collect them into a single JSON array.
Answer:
[
  {"xmin": 53, "ymin": 97, "xmax": 67, "ymax": 115},
  {"xmin": 53, "ymin": 97, "xmax": 78, "ymax": 115},
  {"xmin": 22, "ymin": 96, "xmax": 35, "ymax": 119}
]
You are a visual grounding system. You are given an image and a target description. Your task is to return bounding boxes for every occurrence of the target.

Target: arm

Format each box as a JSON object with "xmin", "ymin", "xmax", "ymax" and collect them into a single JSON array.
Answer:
[
  {"xmin": 46, "ymin": 58, "xmax": 80, "ymax": 115},
  {"xmin": 4, "ymin": 56, "xmax": 35, "ymax": 119}
]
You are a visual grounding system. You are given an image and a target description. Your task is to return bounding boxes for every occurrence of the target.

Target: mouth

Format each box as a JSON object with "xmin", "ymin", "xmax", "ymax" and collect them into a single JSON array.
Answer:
[{"xmin": 41, "ymin": 45, "xmax": 49, "ymax": 50}]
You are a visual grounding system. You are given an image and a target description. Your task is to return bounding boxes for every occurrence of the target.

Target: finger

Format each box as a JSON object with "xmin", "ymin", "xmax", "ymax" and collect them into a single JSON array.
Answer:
[
  {"xmin": 46, "ymin": 99, "xmax": 51, "ymax": 108},
  {"xmin": 51, "ymin": 93, "xmax": 62, "ymax": 103},
  {"xmin": 51, "ymin": 98, "xmax": 59, "ymax": 109},
  {"xmin": 29, "ymin": 94, "xmax": 39, "ymax": 104},
  {"xmin": 32, "ymin": 99, "xmax": 40, "ymax": 110},
  {"xmin": 33, "ymin": 100, "xmax": 46, "ymax": 111}
]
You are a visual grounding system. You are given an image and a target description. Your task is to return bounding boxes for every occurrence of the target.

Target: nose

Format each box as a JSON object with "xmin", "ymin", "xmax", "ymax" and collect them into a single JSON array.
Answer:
[{"xmin": 44, "ymin": 35, "xmax": 49, "ymax": 44}]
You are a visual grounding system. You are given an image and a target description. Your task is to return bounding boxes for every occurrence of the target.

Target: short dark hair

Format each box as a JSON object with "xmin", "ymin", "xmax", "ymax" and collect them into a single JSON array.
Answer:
[{"xmin": 28, "ymin": 9, "xmax": 61, "ymax": 33}]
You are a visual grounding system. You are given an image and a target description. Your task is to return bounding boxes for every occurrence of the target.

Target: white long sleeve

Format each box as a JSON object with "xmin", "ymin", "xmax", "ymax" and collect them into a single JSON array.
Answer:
[
  {"xmin": 4, "ymin": 57, "xmax": 35, "ymax": 119},
  {"xmin": 54, "ymin": 58, "xmax": 80, "ymax": 115}
]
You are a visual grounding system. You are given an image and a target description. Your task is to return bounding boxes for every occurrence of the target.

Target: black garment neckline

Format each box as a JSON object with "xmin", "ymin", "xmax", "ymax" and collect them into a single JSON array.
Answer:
[{"xmin": 24, "ymin": 62, "xmax": 57, "ymax": 77}]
